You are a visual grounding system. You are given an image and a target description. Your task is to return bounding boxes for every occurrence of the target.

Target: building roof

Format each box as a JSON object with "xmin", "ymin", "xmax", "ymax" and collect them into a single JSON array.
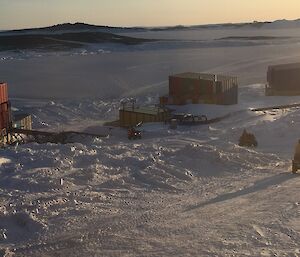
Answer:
[
  {"xmin": 170, "ymin": 72, "xmax": 236, "ymax": 81},
  {"xmin": 121, "ymin": 106, "xmax": 167, "ymax": 115},
  {"xmin": 268, "ymin": 62, "xmax": 300, "ymax": 71},
  {"xmin": 13, "ymin": 112, "xmax": 31, "ymax": 122}
]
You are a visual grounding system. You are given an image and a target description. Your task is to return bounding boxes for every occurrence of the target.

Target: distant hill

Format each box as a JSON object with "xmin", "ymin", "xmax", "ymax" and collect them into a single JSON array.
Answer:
[
  {"xmin": 1, "ymin": 19, "xmax": 300, "ymax": 36},
  {"xmin": 0, "ymin": 23, "xmax": 147, "ymax": 35},
  {"xmin": 0, "ymin": 31, "xmax": 154, "ymax": 52},
  {"xmin": 1, "ymin": 19, "xmax": 300, "ymax": 52},
  {"xmin": 167, "ymin": 19, "xmax": 300, "ymax": 30}
]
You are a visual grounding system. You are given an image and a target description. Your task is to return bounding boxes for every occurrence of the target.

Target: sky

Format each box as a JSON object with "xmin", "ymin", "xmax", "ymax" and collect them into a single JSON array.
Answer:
[{"xmin": 0, "ymin": 0, "xmax": 300, "ymax": 30}]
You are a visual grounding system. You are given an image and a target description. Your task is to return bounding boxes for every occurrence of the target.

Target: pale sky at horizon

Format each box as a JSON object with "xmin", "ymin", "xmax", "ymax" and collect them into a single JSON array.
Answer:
[{"xmin": 0, "ymin": 0, "xmax": 300, "ymax": 30}]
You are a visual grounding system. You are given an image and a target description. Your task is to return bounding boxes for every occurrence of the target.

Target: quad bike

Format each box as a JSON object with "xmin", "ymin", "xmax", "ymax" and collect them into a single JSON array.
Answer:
[
  {"xmin": 128, "ymin": 128, "xmax": 142, "ymax": 140},
  {"xmin": 128, "ymin": 122, "xmax": 143, "ymax": 140}
]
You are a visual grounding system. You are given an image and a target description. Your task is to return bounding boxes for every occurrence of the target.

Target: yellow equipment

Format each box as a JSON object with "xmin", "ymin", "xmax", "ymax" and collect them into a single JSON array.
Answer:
[{"xmin": 292, "ymin": 140, "xmax": 300, "ymax": 173}]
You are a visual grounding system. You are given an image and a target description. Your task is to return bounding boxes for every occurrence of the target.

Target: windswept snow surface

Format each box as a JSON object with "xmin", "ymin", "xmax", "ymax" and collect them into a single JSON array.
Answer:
[
  {"xmin": 1, "ymin": 85, "xmax": 300, "ymax": 256},
  {"xmin": 1, "ymin": 27, "xmax": 300, "ymax": 256}
]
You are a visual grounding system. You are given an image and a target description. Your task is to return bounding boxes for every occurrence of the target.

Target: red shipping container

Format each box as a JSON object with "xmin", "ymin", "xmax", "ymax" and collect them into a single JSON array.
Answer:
[
  {"xmin": 0, "ymin": 83, "xmax": 8, "ymax": 104},
  {"xmin": 0, "ymin": 112, "xmax": 9, "ymax": 130},
  {"xmin": 0, "ymin": 102, "xmax": 9, "ymax": 130},
  {"xmin": 0, "ymin": 114, "xmax": 5, "ymax": 130},
  {"xmin": 0, "ymin": 102, "xmax": 8, "ymax": 112},
  {"xmin": 169, "ymin": 76, "xmax": 182, "ymax": 96},
  {"xmin": 193, "ymin": 80, "xmax": 201, "ymax": 96}
]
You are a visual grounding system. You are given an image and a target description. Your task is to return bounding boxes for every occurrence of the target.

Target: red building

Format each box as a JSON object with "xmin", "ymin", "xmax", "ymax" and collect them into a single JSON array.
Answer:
[
  {"xmin": 0, "ymin": 83, "xmax": 11, "ymax": 137},
  {"xmin": 160, "ymin": 72, "xmax": 238, "ymax": 106}
]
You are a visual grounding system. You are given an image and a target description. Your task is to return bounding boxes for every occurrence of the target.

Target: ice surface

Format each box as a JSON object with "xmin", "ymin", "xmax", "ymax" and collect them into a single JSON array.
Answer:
[{"xmin": 1, "ymin": 27, "xmax": 300, "ymax": 99}]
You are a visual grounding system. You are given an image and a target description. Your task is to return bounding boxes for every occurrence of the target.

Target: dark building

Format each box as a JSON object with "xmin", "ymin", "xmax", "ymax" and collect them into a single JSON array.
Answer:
[
  {"xmin": 160, "ymin": 72, "xmax": 238, "ymax": 106},
  {"xmin": 266, "ymin": 63, "xmax": 300, "ymax": 96}
]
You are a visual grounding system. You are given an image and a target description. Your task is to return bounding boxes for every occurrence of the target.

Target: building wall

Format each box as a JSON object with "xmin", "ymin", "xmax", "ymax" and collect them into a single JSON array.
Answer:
[
  {"xmin": 0, "ymin": 83, "xmax": 10, "ymax": 131},
  {"xmin": 169, "ymin": 76, "xmax": 215, "ymax": 105},
  {"xmin": 169, "ymin": 77, "xmax": 214, "ymax": 99},
  {"xmin": 215, "ymin": 80, "xmax": 238, "ymax": 105},
  {"xmin": 0, "ymin": 102, "xmax": 10, "ymax": 130},
  {"xmin": 0, "ymin": 83, "xmax": 8, "ymax": 104},
  {"xmin": 0, "ymin": 128, "xmax": 7, "ymax": 145},
  {"xmin": 268, "ymin": 67, "xmax": 300, "ymax": 91},
  {"xmin": 159, "ymin": 96, "xmax": 169, "ymax": 106},
  {"xmin": 119, "ymin": 110, "xmax": 168, "ymax": 127},
  {"xmin": 13, "ymin": 115, "xmax": 32, "ymax": 130},
  {"xmin": 169, "ymin": 76, "xmax": 238, "ymax": 105}
]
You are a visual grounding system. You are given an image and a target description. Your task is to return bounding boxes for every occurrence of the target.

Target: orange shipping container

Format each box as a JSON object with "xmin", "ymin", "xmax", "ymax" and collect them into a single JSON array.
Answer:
[{"xmin": 0, "ymin": 83, "xmax": 8, "ymax": 104}]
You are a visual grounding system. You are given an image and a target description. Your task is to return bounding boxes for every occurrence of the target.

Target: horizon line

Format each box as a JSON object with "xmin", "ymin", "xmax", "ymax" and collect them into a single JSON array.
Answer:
[{"xmin": 1, "ymin": 17, "xmax": 299, "ymax": 32}]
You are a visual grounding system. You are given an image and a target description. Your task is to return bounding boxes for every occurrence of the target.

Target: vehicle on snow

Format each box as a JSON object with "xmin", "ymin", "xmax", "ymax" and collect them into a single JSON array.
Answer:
[
  {"xmin": 172, "ymin": 113, "xmax": 208, "ymax": 125},
  {"xmin": 127, "ymin": 122, "xmax": 142, "ymax": 140}
]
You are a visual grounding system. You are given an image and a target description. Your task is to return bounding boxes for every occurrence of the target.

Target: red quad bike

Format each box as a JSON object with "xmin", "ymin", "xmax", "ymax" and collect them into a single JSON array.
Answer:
[{"xmin": 128, "ymin": 125, "xmax": 142, "ymax": 140}]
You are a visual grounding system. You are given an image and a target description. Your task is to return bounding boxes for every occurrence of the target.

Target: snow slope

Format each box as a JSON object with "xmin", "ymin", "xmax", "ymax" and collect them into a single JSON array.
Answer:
[{"xmin": 1, "ymin": 85, "xmax": 300, "ymax": 256}]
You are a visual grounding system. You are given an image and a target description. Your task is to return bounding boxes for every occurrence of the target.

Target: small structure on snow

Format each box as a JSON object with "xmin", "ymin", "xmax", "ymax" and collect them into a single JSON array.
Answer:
[
  {"xmin": 12, "ymin": 112, "xmax": 32, "ymax": 130},
  {"xmin": 119, "ymin": 101, "xmax": 169, "ymax": 127},
  {"xmin": 238, "ymin": 129, "xmax": 258, "ymax": 147}
]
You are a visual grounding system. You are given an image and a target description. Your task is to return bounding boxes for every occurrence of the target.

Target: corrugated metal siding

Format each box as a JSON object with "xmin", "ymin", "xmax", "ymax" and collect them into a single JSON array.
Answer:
[
  {"xmin": 0, "ymin": 102, "xmax": 10, "ymax": 130},
  {"xmin": 170, "ymin": 77, "xmax": 216, "ymax": 105},
  {"xmin": 0, "ymin": 83, "xmax": 10, "ymax": 130},
  {"xmin": 119, "ymin": 109, "xmax": 169, "ymax": 127},
  {"xmin": 215, "ymin": 81, "xmax": 238, "ymax": 105},
  {"xmin": 169, "ymin": 76, "xmax": 182, "ymax": 96},
  {"xmin": 168, "ymin": 74, "xmax": 238, "ymax": 105},
  {"xmin": 0, "ymin": 83, "xmax": 8, "ymax": 104},
  {"xmin": 267, "ymin": 67, "xmax": 273, "ymax": 85},
  {"xmin": 268, "ymin": 65, "xmax": 300, "ymax": 91},
  {"xmin": 13, "ymin": 115, "xmax": 32, "ymax": 130},
  {"xmin": 159, "ymin": 96, "xmax": 169, "ymax": 105}
]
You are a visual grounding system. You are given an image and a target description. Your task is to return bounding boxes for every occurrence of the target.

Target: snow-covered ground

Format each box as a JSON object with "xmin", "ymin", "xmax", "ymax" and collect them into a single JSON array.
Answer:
[
  {"xmin": 1, "ymin": 27, "xmax": 300, "ymax": 256},
  {"xmin": 1, "ymin": 84, "xmax": 300, "ymax": 256}
]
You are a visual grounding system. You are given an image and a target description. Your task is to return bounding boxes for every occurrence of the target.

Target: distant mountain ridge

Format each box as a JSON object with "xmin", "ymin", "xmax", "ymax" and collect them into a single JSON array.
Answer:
[
  {"xmin": 1, "ymin": 19, "xmax": 299, "ymax": 53},
  {"xmin": 2, "ymin": 18, "xmax": 300, "ymax": 35},
  {"xmin": 0, "ymin": 30, "xmax": 154, "ymax": 52},
  {"xmin": 1, "ymin": 23, "xmax": 146, "ymax": 35}
]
